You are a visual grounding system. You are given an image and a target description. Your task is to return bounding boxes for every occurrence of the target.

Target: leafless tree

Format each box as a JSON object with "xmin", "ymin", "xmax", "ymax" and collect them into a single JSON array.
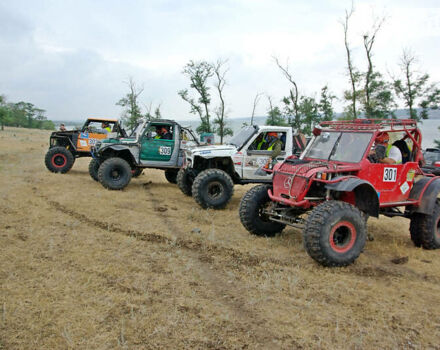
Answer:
[
  {"xmin": 341, "ymin": 3, "xmax": 361, "ymax": 119},
  {"xmin": 251, "ymin": 92, "xmax": 264, "ymax": 125},
  {"xmin": 363, "ymin": 16, "xmax": 386, "ymax": 115}
]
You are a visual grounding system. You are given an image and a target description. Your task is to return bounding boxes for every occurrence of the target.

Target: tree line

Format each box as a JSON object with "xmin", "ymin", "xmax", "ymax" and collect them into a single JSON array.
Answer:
[
  {"xmin": 0, "ymin": 95, "xmax": 54, "ymax": 131},
  {"xmin": 118, "ymin": 5, "xmax": 439, "ymax": 142}
]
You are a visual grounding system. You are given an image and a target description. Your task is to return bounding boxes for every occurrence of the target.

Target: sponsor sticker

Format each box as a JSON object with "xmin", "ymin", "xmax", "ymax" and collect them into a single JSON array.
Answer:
[
  {"xmin": 407, "ymin": 169, "xmax": 415, "ymax": 182},
  {"xmin": 257, "ymin": 157, "xmax": 269, "ymax": 167},
  {"xmin": 400, "ymin": 181, "xmax": 410, "ymax": 195},
  {"xmin": 383, "ymin": 167, "xmax": 397, "ymax": 182},
  {"xmin": 80, "ymin": 132, "xmax": 89, "ymax": 138},
  {"xmin": 88, "ymin": 138, "xmax": 98, "ymax": 146},
  {"xmin": 200, "ymin": 150, "xmax": 211, "ymax": 155},
  {"xmin": 79, "ymin": 140, "xmax": 88, "ymax": 147}
]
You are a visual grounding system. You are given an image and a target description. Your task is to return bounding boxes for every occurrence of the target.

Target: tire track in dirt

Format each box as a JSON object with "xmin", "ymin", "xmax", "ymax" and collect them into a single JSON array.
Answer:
[
  {"xmin": 33, "ymin": 188, "xmax": 284, "ymax": 347},
  {"xmin": 140, "ymin": 186, "xmax": 288, "ymax": 348},
  {"xmin": 12, "ymin": 188, "xmax": 440, "ymax": 287},
  {"xmin": 32, "ymin": 192, "xmax": 289, "ymax": 268}
]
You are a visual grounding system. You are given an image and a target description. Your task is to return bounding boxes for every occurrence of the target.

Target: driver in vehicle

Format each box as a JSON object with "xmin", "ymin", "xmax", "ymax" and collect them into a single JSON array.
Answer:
[
  {"xmin": 154, "ymin": 125, "xmax": 172, "ymax": 140},
  {"xmin": 101, "ymin": 122, "xmax": 112, "ymax": 135},
  {"xmin": 265, "ymin": 132, "xmax": 283, "ymax": 168},
  {"xmin": 369, "ymin": 132, "xmax": 402, "ymax": 164}
]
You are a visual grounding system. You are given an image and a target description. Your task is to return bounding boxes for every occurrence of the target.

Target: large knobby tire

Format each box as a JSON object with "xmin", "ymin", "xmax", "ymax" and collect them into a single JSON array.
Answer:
[
  {"xmin": 409, "ymin": 214, "xmax": 423, "ymax": 247},
  {"xmin": 177, "ymin": 168, "xmax": 193, "ymax": 196},
  {"xmin": 132, "ymin": 168, "xmax": 143, "ymax": 178},
  {"xmin": 303, "ymin": 201, "xmax": 366, "ymax": 267},
  {"xmin": 239, "ymin": 184, "xmax": 286, "ymax": 237},
  {"xmin": 89, "ymin": 158, "xmax": 101, "ymax": 181},
  {"xmin": 45, "ymin": 147, "xmax": 75, "ymax": 173},
  {"xmin": 164, "ymin": 169, "xmax": 178, "ymax": 184},
  {"xmin": 192, "ymin": 169, "xmax": 234, "ymax": 209},
  {"xmin": 98, "ymin": 157, "xmax": 132, "ymax": 190},
  {"xmin": 409, "ymin": 199, "xmax": 440, "ymax": 250}
]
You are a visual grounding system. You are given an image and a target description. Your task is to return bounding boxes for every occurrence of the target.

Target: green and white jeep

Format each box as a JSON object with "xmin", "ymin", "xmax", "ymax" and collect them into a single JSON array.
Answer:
[{"xmin": 90, "ymin": 119, "xmax": 199, "ymax": 190}]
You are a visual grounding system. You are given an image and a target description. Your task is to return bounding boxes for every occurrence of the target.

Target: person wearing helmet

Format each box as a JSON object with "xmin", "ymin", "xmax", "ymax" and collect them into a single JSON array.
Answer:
[
  {"xmin": 265, "ymin": 132, "xmax": 283, "ymax": 168},
  {"xmin": 154, "ymin": 125, "xmax": 172, "ymax": 140},
  {"xmin": 369, "ymin": 132, "xmax": 402, "ymax": 164}
]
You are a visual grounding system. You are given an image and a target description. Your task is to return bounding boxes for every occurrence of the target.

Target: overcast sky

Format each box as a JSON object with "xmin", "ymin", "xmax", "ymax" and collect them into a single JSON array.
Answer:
[{"xmin": 0, "ymin": 0, "xmax": 439, "ymax": 122}]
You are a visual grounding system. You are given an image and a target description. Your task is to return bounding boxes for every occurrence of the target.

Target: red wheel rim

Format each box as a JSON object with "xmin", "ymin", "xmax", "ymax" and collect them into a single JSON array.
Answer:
[
  {"xmin": 51, "ymin": 153, "xmax": 67, "ymax": 168},
  {"xmin": 329, "ymin": 221, "xmax": 356, "ymax": 253}
]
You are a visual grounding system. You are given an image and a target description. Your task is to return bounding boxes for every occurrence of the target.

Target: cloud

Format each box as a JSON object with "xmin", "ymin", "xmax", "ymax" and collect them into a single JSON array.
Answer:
[{"xmin": 0, "ymin": 0, "xmax": 439, "ymax": 122}]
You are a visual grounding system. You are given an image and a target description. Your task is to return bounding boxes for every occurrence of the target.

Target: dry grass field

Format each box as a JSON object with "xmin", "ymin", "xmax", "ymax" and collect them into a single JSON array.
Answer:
[{"xmin": 1, "ymin": 127, "xmax": 439, "ymax": 349}]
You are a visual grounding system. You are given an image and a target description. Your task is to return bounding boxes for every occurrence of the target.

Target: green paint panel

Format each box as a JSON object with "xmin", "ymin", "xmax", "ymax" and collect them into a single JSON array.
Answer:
[{"xmin": 140, "ymin": 139, "xmax": 174, "ymax": 161}]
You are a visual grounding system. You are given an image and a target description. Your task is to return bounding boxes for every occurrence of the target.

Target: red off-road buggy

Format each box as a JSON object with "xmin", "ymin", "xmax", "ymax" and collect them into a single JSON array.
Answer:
[{"xmin": 239, "ymin": 119, "xmax": 440, "ymax": 267}]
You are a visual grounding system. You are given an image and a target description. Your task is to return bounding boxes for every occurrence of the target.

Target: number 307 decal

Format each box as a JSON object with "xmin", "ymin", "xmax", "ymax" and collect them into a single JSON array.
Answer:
[
  {"xmin": 159, "ymin": 146, "xmax": 172, "ymax": 155},
  {"xmin": 383, "ymin": 167, "xmax": 397, "ymax": 182}
]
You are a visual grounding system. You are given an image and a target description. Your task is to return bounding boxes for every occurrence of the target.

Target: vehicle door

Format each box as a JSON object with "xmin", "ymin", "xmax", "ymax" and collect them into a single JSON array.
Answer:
[
  {"xmin": 242, "ymin": 131, "xmax": 287, "ymax": 180},
  {"xmin": 77, "ymin": 120, "xmax": 114, "ymax": 152},
  {"xmin": 139, "ymin": 124, "xmax": 175, "ymax": 164},
  {"xmin": 366, "ymin": 162, "xmax": 418, "ymax": 204}
]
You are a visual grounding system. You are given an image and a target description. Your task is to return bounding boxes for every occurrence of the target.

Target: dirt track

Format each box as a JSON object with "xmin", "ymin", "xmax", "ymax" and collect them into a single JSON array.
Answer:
[{"xmin": 1, "ymin": 127, "xmax": 440, "ymax": 349}]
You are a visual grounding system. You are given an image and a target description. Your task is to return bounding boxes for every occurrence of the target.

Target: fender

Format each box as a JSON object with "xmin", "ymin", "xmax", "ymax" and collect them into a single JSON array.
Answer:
[
  {"xmin": 408, "ymin": 177, "xmax": 440, "ymax": 214},
  {"xmin": 325, "ymin": 177, "xmax": 379, "ymax": 217},
  {"xmin": 99, "ymin": 144, "xmax": 137, "ymax": 164}
]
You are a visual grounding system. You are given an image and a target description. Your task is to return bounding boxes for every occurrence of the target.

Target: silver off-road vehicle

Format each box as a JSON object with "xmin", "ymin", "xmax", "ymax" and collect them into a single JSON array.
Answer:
[{"xmin": 177, "ymin": 125, "xmax": 306, "ymax": 209}]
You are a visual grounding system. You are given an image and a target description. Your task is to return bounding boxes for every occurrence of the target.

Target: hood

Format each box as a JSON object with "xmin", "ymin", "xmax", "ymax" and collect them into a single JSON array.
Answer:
[
  {"xmin": 186, "ymin": 144, "xmax": 238, "ymax": 158},
  {"xmin": 101, "ymin": 137, "xmax": 136, "ymax": 144},
  {"xmin": 272, "ymin": 159, "xmax": 360, "ymax": 202},
  {"xmin": 51, "ymin": 130, "xmax": 78, "ymax": 136}
]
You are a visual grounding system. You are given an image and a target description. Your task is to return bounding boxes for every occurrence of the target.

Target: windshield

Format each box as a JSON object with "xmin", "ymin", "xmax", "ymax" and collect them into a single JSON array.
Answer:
[
  {"xmin": 304, "ymin": 131, "xmax": 373, "ymax": 162},
  {"xmin": 227, "ymin": 125, "xmax": 257, "ymax": 148}
]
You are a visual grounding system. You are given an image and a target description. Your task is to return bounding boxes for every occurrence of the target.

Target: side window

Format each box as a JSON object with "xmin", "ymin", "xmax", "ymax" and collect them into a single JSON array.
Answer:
[
  {"xmin": 249, "ymin": 132, "xmax": 268, "ymax": 151},
  {"xmin": 181, "ymin": 129, "xmax": 195, "ymax": 142},
  {"xmin": 280, "ymin": 132, "xmax": 286, "ymax": 151},
  {"xmin": 150, "ymin": 124, "xmax": 173, "ymax": 140}
]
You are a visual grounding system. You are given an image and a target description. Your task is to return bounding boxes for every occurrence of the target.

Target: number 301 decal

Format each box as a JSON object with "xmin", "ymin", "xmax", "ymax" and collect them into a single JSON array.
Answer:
[
  {"xmin": 383, "ymin": 167, "xmax": 397, "ymax": 182},
  {"xmin": 159, "ymin": 146, "xmax": 172, "ymax": 155}
]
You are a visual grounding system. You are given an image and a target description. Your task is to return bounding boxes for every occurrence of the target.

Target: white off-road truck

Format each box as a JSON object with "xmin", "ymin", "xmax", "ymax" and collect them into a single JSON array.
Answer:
[{"xmin": 177, "ymin": 125, "xmax": 306, "ymax": 209}]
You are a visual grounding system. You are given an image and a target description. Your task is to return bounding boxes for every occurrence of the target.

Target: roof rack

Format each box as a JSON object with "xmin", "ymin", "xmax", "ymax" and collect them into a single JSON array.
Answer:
[{"xmin": 319, "ymin": 119, "xmax": 417, "ymax": 131}]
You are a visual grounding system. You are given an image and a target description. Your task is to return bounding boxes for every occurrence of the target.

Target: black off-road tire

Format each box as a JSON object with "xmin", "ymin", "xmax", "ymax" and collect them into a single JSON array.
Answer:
[
  {"xmin": 303, "ymin": 201, "xmax": 366, "ymax": 267},
  {"xmin": 89, "ymin": 158, "xmax": 101, "ymax": 181},
  {"xmin": 239, "ymin": 184, "xmax": 285, "ymax": 237},
  {"xmin": 409, "ymin": 214, "xmax": 423, "ymax": 247},
  {"xmin": 98, "ymin": 157, "xmax": 132, "ymax": 190},
  {"xmin": 409, "ymin": 200, "xmax": 440, "ymax": 249},
  {"xmin": 177, "ymin": 168, "xmax": 193, "ymax": 196},
  {"xmin": 164, "ymin": 169, "xmax": 178, "ymax": 184},
  {"xmin": 45, "ymin": 147, "xmax": 75, "ymax": 173},
  {"xmin": 132, "ymin": 168, "xmax": 143, "ymax": 178},
  {"xmin": 192, "ymin": 169, "xmax": 234, "ymax": 209}
]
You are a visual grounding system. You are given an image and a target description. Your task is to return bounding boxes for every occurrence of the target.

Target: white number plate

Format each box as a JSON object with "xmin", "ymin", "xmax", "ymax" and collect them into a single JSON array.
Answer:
[
  {"xmin": 383, "ymin": 167, "xmax": 397, "ymax": 182},
  {"xmin": 159, "ymin": 146, "xmax": 172, "ymax": 155}
]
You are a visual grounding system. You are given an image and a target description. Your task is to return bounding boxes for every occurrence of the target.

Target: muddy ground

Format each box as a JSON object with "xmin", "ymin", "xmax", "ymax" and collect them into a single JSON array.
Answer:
[{"xmin": 0, "ymin": 127, "xmax": 439, "ymax": 349}]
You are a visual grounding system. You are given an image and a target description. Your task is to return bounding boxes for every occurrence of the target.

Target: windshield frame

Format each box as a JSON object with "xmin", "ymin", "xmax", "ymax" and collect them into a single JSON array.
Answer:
[
  {"xmin": 303, "ymin": 130, "xmax": 373, "ymax": 163},
  {"xmin": 226, "ymin": 125, "xmax": 258, "ymax": 150}
]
